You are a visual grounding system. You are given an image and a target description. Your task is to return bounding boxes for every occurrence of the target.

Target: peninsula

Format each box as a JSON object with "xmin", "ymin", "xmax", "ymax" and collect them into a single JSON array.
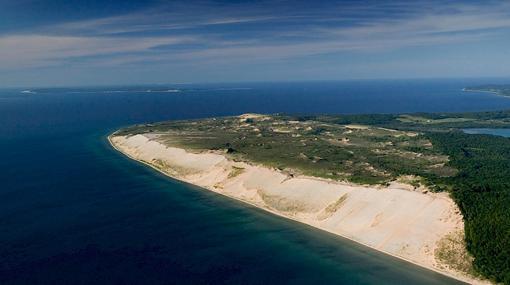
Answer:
[
  {"xmin": 110, "ymin": 111, "xmax": 510, "ymax": 284},
  {"xmin": 464, "ymin": 85, "xmax": 510, "ymax": 97}
]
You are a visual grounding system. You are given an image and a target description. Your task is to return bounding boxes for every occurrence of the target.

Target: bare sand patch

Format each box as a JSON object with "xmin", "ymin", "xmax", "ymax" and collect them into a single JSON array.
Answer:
[{"xmin": 345, "ymin": 124, "xmax": 370, "ymax": 130}]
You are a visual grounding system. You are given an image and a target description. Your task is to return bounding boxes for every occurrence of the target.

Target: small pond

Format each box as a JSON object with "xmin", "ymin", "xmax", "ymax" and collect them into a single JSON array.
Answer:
[{"xmin": 463, "ymin": 128, "xmax": 510, "ymax": 138}]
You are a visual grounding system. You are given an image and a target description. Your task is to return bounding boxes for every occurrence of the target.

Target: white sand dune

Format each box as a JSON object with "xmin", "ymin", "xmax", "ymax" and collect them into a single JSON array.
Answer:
[{"xmin": 110, "ymin": 133, "xmax": 487, "ymax": 284}]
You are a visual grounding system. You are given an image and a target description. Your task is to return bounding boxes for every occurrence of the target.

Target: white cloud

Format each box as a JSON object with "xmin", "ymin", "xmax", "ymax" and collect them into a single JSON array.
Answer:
[
  {"xmin": 0, "ymin": 35, "xmax": 193, "ymax": 69},
  {"xmin": 1, "ymin": 1, "xmax": 510, "ymax": 73}
]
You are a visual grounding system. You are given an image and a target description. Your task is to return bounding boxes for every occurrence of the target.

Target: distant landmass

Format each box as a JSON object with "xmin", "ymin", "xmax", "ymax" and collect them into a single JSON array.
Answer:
[{"xmin": 464, "ymin": 85, "xmax": 510, "ymax": 97}]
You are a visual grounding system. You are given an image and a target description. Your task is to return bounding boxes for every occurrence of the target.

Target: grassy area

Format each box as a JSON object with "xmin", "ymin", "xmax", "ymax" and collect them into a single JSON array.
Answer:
[
  {"xmin": 120, "ymin": 114, "xmax": 454, "ymax": 185},
  {"xmin": 435, "ymin": 230, "xmax": 478, "ymax": 277},
  {"xmin": 397, "ymin": 115, "xmax": 476, "ymax": 125}
]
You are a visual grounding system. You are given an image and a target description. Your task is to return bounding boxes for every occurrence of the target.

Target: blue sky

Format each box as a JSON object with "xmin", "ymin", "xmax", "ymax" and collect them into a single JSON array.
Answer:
[{"xmin": 1, "ymin": 0, "xmax": 510, "ymax": 87}]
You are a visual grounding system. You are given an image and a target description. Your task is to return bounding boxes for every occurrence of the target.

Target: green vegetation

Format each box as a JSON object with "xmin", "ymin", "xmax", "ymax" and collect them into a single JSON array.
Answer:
[
  {"xmin": 117, "ymin": 110, "xmax": 510, "ymax": 283},
  {"xmin": 435, "ymin": 230, "xmax": 477, "ymax": 277},
  {"xmin": 228, "ymin": 166, "xmax": 245, "ymax": 178},
  {"xmin": 397, "ymin": 115, "xmax": 476, "ymax": 125},
  {"xmin": 119, "ymin": 115, "xmax": 454, "ymax": 185},
  {"xmin": 317, "ymin": 194, "xmax": 349, "ymax": 220}
]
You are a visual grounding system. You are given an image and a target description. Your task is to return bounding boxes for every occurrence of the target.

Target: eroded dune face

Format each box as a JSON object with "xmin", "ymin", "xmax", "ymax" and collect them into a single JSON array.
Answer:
[{"xmin": 110, "ymin": 134, "xmax": 478, "ymax": 284}]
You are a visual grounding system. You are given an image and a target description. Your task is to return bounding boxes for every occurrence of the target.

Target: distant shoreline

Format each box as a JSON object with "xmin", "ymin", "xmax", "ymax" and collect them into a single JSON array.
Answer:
[{"xmin": 462, "ymin": 88, "xmax": 506, "ymax": 97}]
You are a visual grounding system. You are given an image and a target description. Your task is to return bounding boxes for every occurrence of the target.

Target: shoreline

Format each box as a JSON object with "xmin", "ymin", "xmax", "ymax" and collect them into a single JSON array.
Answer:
[
  {"xmin": 108, "ymin": 133, "xmax": 485, "ymax": 284},
  {"xmin": 462, "ymin": 88, "xmax": 505, "ymax": 97}
]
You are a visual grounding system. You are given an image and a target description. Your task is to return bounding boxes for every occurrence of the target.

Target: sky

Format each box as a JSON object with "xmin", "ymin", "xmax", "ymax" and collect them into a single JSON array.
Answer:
[{"xmin": 1, "ymin": 0, "xmax": 510, "ymax": 87}]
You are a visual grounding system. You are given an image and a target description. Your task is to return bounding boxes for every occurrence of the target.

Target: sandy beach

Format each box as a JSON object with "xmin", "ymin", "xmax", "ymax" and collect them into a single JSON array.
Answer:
[{"xmin": 109, "ymin": 133, "xmax": 488, "ymax": 284}]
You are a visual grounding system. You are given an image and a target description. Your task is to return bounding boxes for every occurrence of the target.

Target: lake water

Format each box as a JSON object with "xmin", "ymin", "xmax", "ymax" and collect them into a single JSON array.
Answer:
[
  {"xmin": 463, "ymin": 128, "xmax": 510, "ymax": 137},
  {"xmin": 2, "ymin": 79, "xmax": 509, "ymax": 284}
]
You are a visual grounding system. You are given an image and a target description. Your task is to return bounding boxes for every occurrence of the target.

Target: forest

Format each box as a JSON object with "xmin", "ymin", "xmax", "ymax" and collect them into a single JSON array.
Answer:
[{"xmin": 427, "ymin": 132, "xmax": 510, "ymax": 283}]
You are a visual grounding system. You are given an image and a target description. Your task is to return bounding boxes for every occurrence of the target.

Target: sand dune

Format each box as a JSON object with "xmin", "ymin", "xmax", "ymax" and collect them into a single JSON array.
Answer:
[{"xmin": 110, "ymin": 133, "xmax": 487, "ymax": 284}]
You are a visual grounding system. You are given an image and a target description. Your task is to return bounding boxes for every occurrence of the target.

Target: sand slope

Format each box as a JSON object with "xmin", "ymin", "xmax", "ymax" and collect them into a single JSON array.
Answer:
[{"xmin": 110, "ymin": 133, "xmax": 486, "ymax": 284}]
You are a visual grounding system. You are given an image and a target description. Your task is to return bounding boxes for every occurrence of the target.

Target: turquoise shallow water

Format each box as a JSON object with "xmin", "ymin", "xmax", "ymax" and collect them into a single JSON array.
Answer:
[{"xmin": 3, "ymin": 79, "xmax": 507, "ymax": 284}]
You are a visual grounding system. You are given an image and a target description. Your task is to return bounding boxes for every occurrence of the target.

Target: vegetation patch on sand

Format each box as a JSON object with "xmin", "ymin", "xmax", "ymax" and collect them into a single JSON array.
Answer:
[
  {"xmin": 317, "ymin": 194, "xmax": 349, "ymax": 220},
  {"xmin": 228, "ymin": 166, "xmax": 245, "ymax": 178},
  {"xmin": 435, "ymin": 230, "xmax": 478, "ymax": 277}
]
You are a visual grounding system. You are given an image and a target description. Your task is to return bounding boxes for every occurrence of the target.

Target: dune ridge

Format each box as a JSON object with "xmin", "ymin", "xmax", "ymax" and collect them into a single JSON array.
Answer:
[{"xmin": 109, "ymin": 133, "xmax": 486, "ymax": 284}]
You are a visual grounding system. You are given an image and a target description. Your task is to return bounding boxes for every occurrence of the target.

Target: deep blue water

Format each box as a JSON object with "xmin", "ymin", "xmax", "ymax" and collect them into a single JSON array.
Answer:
[{"xmin": 2, "ymin": 79, "xmax": 509, "ymax": 284}]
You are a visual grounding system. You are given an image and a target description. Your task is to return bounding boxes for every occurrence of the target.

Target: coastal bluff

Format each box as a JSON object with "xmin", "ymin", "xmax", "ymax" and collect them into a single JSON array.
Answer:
[{"xmin": 109, "ymin": 132, "xmax": 485, "ymax": 284}]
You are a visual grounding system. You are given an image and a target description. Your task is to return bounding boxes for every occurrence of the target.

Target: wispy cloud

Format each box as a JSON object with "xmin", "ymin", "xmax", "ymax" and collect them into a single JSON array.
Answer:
[
  {"xmin": 0, "ymin": 35, "xmax": 193, "ymax": 68},
  {"xmin": 1, "ymin": 0, "xmax": 510, "ymax": 82}
]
